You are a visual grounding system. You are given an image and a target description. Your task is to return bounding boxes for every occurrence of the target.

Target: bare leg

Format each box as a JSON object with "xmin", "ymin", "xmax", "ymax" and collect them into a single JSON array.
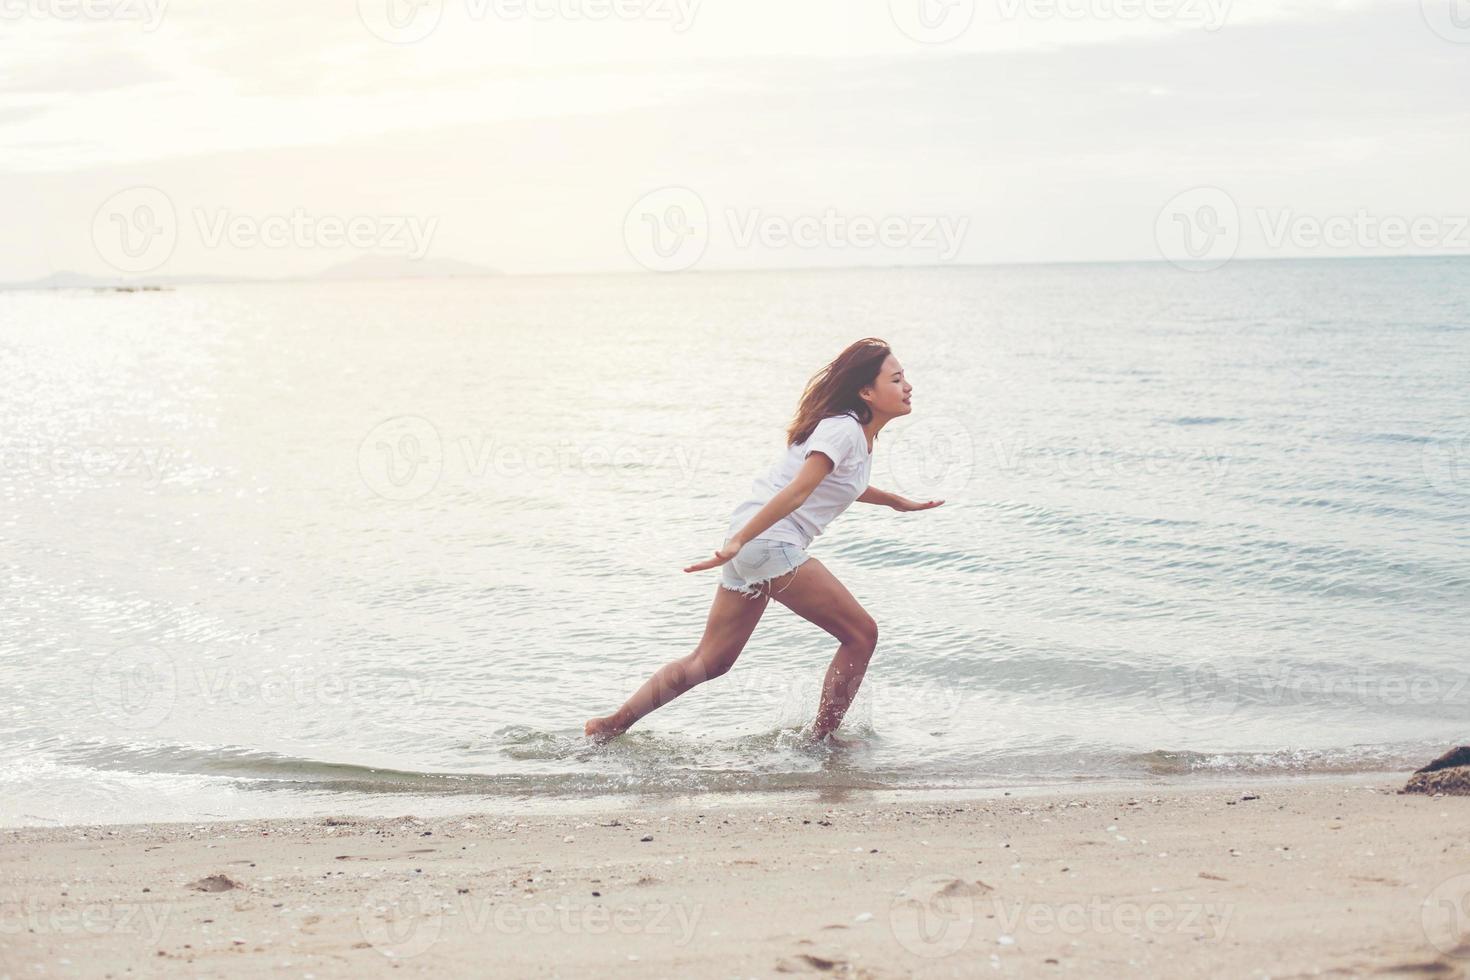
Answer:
[
  {"xmin": 585, "ymin": 584, "xmax": 770, "ymax": 739},
  {"xmin": 763, "ymin": 557, "xmax": 878, "ymax": 740}
]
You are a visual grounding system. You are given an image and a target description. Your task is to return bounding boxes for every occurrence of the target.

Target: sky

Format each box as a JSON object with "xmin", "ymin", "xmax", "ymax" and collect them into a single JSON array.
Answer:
[{"xmin": 1, "ymin": 0, "xmax": 1468, "ymax": 281}]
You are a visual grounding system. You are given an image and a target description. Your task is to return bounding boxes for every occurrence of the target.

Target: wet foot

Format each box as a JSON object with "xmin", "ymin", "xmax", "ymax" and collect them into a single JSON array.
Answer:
[
  {"xmin": 584, "ymin": 715, "xmax": 627, "ymax": 741},
  {"xmin": 804, "ymin": 727, "xmax": 859, "ymax": 748}
]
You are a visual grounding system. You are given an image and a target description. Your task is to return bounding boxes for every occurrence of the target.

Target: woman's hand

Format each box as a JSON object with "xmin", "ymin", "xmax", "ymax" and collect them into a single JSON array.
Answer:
[
  {"xmin": 891, "ymin": 496, "xmax": 944, "ymax": 513},
  {"xmin": 683, "ymin": 537, "xmax": 744, "ymax": 573}
]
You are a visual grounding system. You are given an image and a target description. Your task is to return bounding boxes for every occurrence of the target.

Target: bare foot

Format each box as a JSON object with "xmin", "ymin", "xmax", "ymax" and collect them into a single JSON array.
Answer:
[
  {"xmin": 804, "ymin": 727, "xmax": 859, "ymax": 748},
  {"xmin": 584, "ymin": 716, "xmax": 627, "ymax": 741}
]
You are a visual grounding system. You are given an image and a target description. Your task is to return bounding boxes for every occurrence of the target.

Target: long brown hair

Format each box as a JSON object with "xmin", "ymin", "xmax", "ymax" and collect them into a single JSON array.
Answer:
[{"xmin": 786, "ymin": 338, "xmax": 892, "ymax": 447}]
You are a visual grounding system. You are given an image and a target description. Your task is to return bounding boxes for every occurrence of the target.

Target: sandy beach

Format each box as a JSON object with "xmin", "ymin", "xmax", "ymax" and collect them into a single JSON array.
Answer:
[{"xmin": 3, "ymin": 772, "xmax": 1467, "ymax": 978}]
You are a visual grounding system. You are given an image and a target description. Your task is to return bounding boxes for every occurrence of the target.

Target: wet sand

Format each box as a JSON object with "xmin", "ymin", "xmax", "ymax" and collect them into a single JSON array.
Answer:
[{"xmin": 3, "ymin": 772, "xmax": 1467, "ymax": 978}]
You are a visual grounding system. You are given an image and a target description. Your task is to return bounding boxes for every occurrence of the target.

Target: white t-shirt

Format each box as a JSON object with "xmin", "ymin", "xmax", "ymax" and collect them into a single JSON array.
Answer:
[{"xmin": 727, "ymin": 413, "xmax": 874, "ymax": 548}]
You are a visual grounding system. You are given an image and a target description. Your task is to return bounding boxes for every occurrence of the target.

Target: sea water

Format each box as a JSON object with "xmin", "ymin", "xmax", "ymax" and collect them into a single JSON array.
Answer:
[{"xmin": 1, "ymin": 259, "xmax": 1466, "ymax": 826}]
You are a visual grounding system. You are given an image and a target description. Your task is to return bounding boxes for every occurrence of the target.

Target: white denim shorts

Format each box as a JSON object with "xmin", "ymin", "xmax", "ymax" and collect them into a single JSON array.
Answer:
[{"xmin": 719, "ymin": 537, "xmax": 811, "ymax": 600}]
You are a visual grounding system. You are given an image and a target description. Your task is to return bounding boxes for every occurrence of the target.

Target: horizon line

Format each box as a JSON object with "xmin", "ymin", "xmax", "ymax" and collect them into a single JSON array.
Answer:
[{"xmin": 6, "ymin": 251, "xmax": 1469, "ymax": 291}]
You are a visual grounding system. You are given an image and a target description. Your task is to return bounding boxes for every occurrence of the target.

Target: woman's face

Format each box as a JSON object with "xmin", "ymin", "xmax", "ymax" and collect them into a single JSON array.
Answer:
[{"xmin": 864, "ymin": 353, "xmax": 913, "ymax": 417}]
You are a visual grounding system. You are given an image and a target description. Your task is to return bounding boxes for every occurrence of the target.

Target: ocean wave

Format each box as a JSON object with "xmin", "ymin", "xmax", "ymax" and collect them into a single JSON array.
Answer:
[{"xmin": 1130, "ymin": 742, "xmax": 1441, "ymax": 776}]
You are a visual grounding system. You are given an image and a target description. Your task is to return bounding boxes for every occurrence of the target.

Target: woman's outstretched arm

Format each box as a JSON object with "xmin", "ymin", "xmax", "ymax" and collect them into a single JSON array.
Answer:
[
  {"xmin": 857, "ymin": 486, "xmax": 945, "ymax": 511},
  {"xmin": 683, "ymin": 452, "xmax": 835, "ymax": 573}
]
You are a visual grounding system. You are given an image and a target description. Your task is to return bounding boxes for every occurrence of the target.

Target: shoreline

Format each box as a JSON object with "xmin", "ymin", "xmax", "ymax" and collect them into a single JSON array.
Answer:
[
  {"xmin": 0, "ymin": 764, "xmax": 1422, "ymax": 834},
  {"xmin": 5, "ymin": 770, "xmax": 1469, "ymax": 977},
  {"xmin": 1, "ymin": 764, "xmax": 1426, "ymax": 833}
]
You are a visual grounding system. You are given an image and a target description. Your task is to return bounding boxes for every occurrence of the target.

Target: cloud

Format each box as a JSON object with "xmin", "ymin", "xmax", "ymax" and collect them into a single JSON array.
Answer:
[
  {"xmin": 0, "ymin": 0, "xmax": 1465, "ymax": 280},
  {"xmin": 0, "ymin": 46, "xmax": 165, "ymax": 95}
]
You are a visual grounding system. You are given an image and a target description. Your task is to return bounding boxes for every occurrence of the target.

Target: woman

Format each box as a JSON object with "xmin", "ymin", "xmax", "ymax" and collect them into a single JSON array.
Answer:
[{"xmin": 584, "ymin": 338, "xmax": 944, "ymax": 743}]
